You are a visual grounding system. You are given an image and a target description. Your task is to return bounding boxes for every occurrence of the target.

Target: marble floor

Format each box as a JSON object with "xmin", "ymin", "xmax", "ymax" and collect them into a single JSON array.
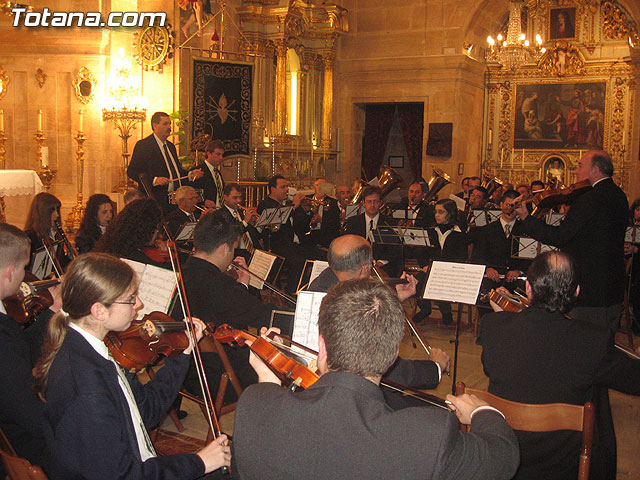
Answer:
[{"xmin": 156, "ymin": 311, "xmax": 640, "ymax": 478}]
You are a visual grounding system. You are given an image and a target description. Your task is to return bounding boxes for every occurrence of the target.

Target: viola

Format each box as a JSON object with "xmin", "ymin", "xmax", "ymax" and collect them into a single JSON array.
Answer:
[
  {"xmin": 104, "ymin": 311, "xmax": 190, "ymax": 373},
  {"xmin": 214, "ymin": 324, "xmax": 319, "ymax": 391},
  {"xmin": 3, "ymin": 271, "xmax": 59, "ymax": 325},
  {"xmin": 531, "ymin": 180, "xmax": 591, "ymax": 213},
  {"xmin": 484, "ymin": 289, "xmax": 530, "ymax": 313}
]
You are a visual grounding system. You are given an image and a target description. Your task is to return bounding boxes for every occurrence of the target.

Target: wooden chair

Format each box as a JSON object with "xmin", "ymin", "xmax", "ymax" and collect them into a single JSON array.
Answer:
[
  {"xmin": 0, "ymin": 427, "xmax": 48, "ymax": 480},
  {"xmin": 455, "ymin": 382, "xmax": 595, "ymax": 480}
]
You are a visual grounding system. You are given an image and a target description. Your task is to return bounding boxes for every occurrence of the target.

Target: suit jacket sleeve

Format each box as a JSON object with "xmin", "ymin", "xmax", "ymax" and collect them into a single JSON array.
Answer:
[
  {"xmin": 520, "ymin": 199, "xmax": 594, "ymax": 248},
  {"xmin": 383, "ymin": 358, "xmax": 440, "ymax": 390}
]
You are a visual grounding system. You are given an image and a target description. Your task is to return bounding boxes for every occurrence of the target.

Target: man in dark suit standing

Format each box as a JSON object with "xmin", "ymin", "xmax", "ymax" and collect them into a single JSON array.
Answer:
[
  {"xmin": 193, "ymin": 139, "xmax": 226, "ymax": 209},
  {"xmin": 479, "ymin": 251, "xmax": 640, "ymax": 480},
  {"xmin": 127, "ymin": 112, "xmax": 203, "ymax": 214},
  {"xmin": 344, "ymin": 185, "xmax": 401, "ymax": 277},
  {"xmin": 471, "ymin": 189, "xmax": 529, "ymax": 293},
  {"xmin": 231, "ymin": 278, "xmax": 519, "ymax": 480},
  {"xmin": 514, "ymin": 150, "xmax": 628, "ymax": 330}
]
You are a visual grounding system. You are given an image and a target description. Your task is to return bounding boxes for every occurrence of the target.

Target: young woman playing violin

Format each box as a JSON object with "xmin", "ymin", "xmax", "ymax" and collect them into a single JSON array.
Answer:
[
  {"xmin": 24, "ymin": 192, "xmax": 73, "ymax": 274},
  {"xmin": 33, "ymin": 253, "xmax": 230, "ymax": 480},
  {"xmin": 74, "ymin": 194, "xmax": 114, "ymax": 254},
  {"xmin": 94, "ymin": 198, "xmax": 171, "ymax": 268}
]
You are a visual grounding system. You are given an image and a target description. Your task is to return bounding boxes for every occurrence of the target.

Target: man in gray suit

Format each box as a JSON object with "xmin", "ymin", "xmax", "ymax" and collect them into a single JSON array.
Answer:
[{"xmin": 231, "ymin": 278, "xmax": 519, "ymax": 480}]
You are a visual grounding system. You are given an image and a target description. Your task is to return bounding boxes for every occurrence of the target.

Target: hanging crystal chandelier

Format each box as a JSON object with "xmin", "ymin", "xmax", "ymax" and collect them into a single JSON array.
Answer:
[{"xmin": 486, "ymin": 0, "xmax": 545, "ymax": 71}]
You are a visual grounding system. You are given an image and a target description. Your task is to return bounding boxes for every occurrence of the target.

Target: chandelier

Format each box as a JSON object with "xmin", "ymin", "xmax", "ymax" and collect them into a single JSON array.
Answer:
[
  {"xmin": 102, "ymin": 50, "xmax": 147, "ymax": 192},
  {"xmin": 486, "ymin": 0, "xmax": 545, "ymax": 71}
]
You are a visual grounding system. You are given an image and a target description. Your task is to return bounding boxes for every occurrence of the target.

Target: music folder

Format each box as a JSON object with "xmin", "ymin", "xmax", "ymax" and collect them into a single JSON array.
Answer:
[{"xmin": 256, "ymin": 205, "xmax": 294, "ymax": 229}]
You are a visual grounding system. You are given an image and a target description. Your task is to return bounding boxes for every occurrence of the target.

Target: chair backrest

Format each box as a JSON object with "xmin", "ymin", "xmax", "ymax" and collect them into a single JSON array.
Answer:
[
  {"xmin": 0, "ymin": 428, "xmax": 48, "ymax": 480},
  {"xmin": 455, "ymin": 382, "xmax": 594, "ymax": 480}
]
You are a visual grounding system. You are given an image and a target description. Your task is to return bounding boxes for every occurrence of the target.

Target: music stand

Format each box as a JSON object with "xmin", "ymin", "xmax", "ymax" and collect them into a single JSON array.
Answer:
[
  {"xmin": 269, "ymin": 310, "xmax": 296, "ymax": 338},
  {"xmin": 296, "ymin": 259, "xmax": 330, "ymax": 293},
  {"xmin": 398, "ymin": 227, "xmax": 430, "ymax": 247},
  {"xmin": 471, "ymin": 209, "xmax": 501, "ymax": 227},
  {"xmin": 174, "ymin": 221, "xmax": 197, "ymax": 243},
  {"xmin": 372, "ymin": 225, "xmax": 403, "ymax": 245},
  {"xmin": 345, "ymin": 204, "xmax": 363, "ymax": 221},
  {"xmin": 511, "ymin": 235, "xmax": 556, "ymax": 260}
]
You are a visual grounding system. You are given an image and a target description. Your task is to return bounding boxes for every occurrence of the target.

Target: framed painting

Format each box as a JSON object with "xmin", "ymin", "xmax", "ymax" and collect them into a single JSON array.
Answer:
[
  {"xmin": 549, "ymin": 7, "xmax": 576, "ymax": 41},
  {"xmin": 513, "ymin": 82, "xmax": 606, "ymax": 150},
  {"xmin": 388, "ymin": 156, "xmax": 404, "ymax": 168}
]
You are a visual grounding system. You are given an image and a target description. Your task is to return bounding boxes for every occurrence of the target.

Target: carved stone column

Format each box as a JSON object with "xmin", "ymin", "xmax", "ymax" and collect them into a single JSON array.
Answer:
[
  {"xmin": 274, "ymin": 39, "xmax": 287, "ymax": 137},
  {"xmin": 321, "ymin": 51, "xmax": 335, "ymax": 148}
]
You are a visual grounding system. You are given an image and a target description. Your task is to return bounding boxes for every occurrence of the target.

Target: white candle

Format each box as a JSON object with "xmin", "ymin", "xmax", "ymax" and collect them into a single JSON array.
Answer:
[
  {"xmin": 488, "ymin": 128, "xmax": 493, "ymax": 145},
  {"xmin": 0, "ymin": 109, "xmax": 4, "ymax": 131},
  {"xmin": 79, "ymin": 109, "xmax": 84, "ymax": 133},
  {"xmin": 522, "ymin": 148, "xmax": 525, "ymax": 169},
  {"xmin": 41, "ymin": 146, "xmax": 48, "ymax": 168},
  {"xmin": 37, "ymin": 109, "xmax": 43, "ymax": 132},
  {"xmin": 500, "ymin": 148, "xmax": 504, "ymax": 168}
]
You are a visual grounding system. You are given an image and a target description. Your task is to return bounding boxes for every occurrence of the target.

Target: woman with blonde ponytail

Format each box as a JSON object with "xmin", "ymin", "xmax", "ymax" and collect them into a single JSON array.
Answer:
[{"xmin": 34, "ymin": 253, "xmax": 231, "ymax": 479}]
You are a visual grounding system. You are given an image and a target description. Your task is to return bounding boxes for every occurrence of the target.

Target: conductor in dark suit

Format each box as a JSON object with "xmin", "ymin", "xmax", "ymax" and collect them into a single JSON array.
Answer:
[
  {"xmin": 192, "ymin": 140, "xmax": 226, "ymax": 209},
  {"xmin": 232, "ymin": 278, "xmax": 519, "ymax": 480},
  {"xmin": 471, "ymin": 189, "xmax": 529, "ymax": 292},
  {"xmin": 514, "ymin": 150, "xmax": 628, "ymax": 330},
  {"xmin": 479, "ymin": 251, "xmax": 640, "ymax": 480},
  {"xmin": 344, "ymin": 185, "xmax": 401, "ymax": 277},
  {"xmin": 127, "ymin": 112, "xmax": 204, "ymax": 214}
]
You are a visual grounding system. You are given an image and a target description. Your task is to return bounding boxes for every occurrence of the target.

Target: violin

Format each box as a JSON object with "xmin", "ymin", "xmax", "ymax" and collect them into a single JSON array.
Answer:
[
  {"xmin": 3, "ymin": 271, "xmax": 59, "ymax": 325},
  {"xmin": 140, "ymin": 243, "xmax": 172, "ymax": 264},
  {"xmin": 214, "ymin": 324, "xmax": 319, "ymax": 391},
  {"xmin": 483, "ymin": 289, "xmax": 530, "ymax": 313},
  {"xmin": 531, "ymin": 180, "xmax": 591, "ymax": 213},
  {"xmin": 104, "ymin": 311, "xmax": 190, "ymax": 373}
]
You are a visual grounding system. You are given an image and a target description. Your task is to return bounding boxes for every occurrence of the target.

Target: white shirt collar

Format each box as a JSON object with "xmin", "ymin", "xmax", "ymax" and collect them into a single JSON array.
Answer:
[
  {"xmin": 365, "ymin": 213, "xmax": 380, "ymax": 224},
  {"xmin": 591, "ymin": 177, "xmax": 608, "ymax": 187},
  {"xmin": 0, "ymin": 302, "xmax": 6, "ymax": 315},
  {"xmin": 69, "ymin": 322, "xmax": 110, "ymax": 361},
  {"xmin": 153, "ymin": 133, "xmax": 168, "ymax": 150}
]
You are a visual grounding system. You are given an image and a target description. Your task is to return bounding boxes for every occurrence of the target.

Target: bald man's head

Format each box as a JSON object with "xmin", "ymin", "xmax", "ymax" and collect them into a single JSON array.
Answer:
[{"xmin": 328, "ymin": 235, "xmax": 372, "ymax": 277}]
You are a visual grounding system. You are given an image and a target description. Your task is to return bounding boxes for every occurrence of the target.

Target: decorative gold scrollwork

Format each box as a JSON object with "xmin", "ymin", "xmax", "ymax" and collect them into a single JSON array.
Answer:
[
  {"xmin": 73, "ymin": 67, "xmax": 97, "ymax": 105},
  {"xmin": 538, "ymin": 42, "xmax": 585, "ymax": 77},
  {"xmin": 133, "ymin": 24, "xmax": 175, "ymax": 72},
  {"xmin": 0, "ymin": 67, "xmax": 9, "ymax": 100},
  {"xmin": 602, "ymin": 0, "xmax": 639, "ymax": 42}
]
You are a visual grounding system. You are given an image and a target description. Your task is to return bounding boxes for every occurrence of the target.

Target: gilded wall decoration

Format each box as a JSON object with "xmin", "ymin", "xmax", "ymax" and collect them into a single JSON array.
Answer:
[
  {"xmin": 538, "ymin": 42, "xmax": 585, "ymax": 76},
  {"xmin": 72, "ymin": 67, "xmax": 97, "ymax": 105},
  {"xmin": 514, "ymin": 82, "xmax": 606, "ymax": 150},
  {"xmin": 0, "ymin": 67, "xmax": 9, "ymax": 100},
  {"xmin": 35, "ymin": 68, "xmax": 46, "ymax": 88},
  {"xmin": 133, "ymin": 25, "xmax": 175, "ymax": 72},
  {"xmin": 601, "ymin": 0, "xmax": 639, "ymax": 43}
]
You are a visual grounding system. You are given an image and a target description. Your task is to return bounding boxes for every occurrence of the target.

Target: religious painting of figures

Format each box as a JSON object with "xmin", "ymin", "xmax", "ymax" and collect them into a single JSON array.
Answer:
[
  {"xmin": 192, "ymin": 59, "xmax": 252, "ymax": 156},
  {"xmin": 513, "ymin": 82, "xmax": 606, "ymax": 150},
  {"xmin": 549, "ymin": 7, "xmax": 576, "ymax": 41}
]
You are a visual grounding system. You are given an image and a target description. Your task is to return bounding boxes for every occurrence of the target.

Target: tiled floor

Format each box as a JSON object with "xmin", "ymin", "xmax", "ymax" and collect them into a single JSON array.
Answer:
[{"xmin": 153, "ymin": 310, "xmax": 640, "ymax": 478}]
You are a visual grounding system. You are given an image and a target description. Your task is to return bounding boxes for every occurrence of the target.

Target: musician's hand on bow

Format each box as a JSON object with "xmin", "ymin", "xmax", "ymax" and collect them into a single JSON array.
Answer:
[
  {"xmin": 485, "ymin": 267, "xmax": 500, "ymax": 282},
  {"xmin": 445, "ymin": 393, "xmax": 490, "ymax": 425},
  {"xmin": 395, "ymin": 273, "xmax": 417, "ymax": 302},
  {"xmin": 189, "ymin": 168, "xmax": 204, "ymax": 181},
  {"xmin": 182, "ymin": 317, "xmax": 206, "ymax": 354},
  {"xmin": 197, "ymin": 434, "xmax": 231, "ymax": 473},
  {"xmin": 154, "ymin": 176, "xmax": 171, "ymax": 186},
  {"xmin": 204, "ymin": 199, "xmax": 217, "ymax": 209},
  {"xmin": 505, "ymin": 270, "xmax": 521, "ymax": 283},
  {"xmin": 429, "ymin": 347, "xmax": 451, "ymax": 375},
  {"xmin": 233, "ymin": 256, "xmax": 250, "ymax": 285},
  {"xmin": 514, "ymin": 194, "xmax": 529, "ymax": 220}
]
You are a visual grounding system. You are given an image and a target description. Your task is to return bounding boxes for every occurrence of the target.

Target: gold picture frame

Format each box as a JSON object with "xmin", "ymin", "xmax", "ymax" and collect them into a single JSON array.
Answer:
[{"xmin": 73, "ymin": 66, "xmax": 97, "ymax": 105}]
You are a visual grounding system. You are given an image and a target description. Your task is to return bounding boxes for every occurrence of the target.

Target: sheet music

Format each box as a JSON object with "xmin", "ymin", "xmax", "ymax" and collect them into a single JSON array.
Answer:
[
  {"xmin": 449, "ymin": 194, "xmax": 466, "ymax": 211},
  {"xmin": 248, "ymin": 249, "xmax": 276, "ymax": 289},
  {"xmin": 175, "ymin": 222, "xmax": 197, "ymax": 241},
  {"xmin": 122, "ymin": 259, "xmax": 177, "ymax": 317},
  {"xmin": 256, "ymin": 208, "xmax": 279, "ymax": 228},
  {"xmin": 392, "ymin": 209, "xmax": 408, "ymax": 219},
  {"xmin": 423, "ymin": 261, "xmax": 485, "ymax": 304},
  {"xmin": 291, "ymin": 291, "xmax": 326, "ymax": 352},
  {"xmin": 309, "ymin": 261, "xmax": 329, "ymax": 284},
  {"xmin": 546, "ymin": 213, "xmax": 565, "ymax": 226},
  {"xmin": 514, "ymin": 236, "xmax": 557, "ymax": 259},
  {"xmin": 345, "ymin": 204, "xmax": 363, "ymax": 220},
  {"xmin": 625, "ymin": 226, "xmax": 640, "ymax": 243},
  {"xmin": 402, "ymin": 228, "xmax": 430, "ymax": 247},
  {"xmin": 30, "ymin": 249, "xmax": 52, "ymax": 280},
  {"xmin": 472, "ymin": 210, "xmax": 501, "ymax": 227}
]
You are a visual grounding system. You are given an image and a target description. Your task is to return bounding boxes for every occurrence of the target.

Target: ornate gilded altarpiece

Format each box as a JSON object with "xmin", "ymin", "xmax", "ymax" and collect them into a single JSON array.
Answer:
[{"xmin": 483, "ymin": 0, "xmax": 639, "ymax": 190}]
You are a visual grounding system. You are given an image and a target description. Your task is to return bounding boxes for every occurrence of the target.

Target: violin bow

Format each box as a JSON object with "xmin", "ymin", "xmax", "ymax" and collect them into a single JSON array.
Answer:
[{"xmin": 166, "ymin": 244, "xmax": 226, "ymax": 450}]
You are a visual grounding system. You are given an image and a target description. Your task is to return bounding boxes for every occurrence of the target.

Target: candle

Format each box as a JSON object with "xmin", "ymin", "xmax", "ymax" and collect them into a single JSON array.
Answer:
[
  {"xmin": 79, "ymin": 109, "xmax": 84, "ymax": 133},
  {"xmin": 488, "ymin": 128, "xmax": 493, "ymax": 145},
  {"xmin": 522, "ymin": 148, "xmax": 525, "ymax": 169},
  {"xmin": 41, "ymin": 146, "xmax": 48, "ymax": 168},
  {"xmin": 500, "ymin": 148, "xmax": 504, "ymax": 168},
  {"xmin": 0, "ymin": 109, "xmax": 4, "ymax": 131},
  {"xmin": 511, "ymin": 148, "xmax": 514, "ymax": 167},
  {"xmin": 37, "ymin": 109, "xmax": 43, "ymax": 132},
  {"xmin": 578, "ymin": 149, "xmax": 583, "ymax": 159}
]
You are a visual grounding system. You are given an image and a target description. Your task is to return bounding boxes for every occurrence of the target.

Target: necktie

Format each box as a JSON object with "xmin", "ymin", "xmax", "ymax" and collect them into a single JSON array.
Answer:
[
  {"xmin": 110, "ymin": 356, "xmax": 156, "ymax": 460},
  {"xmin": 163, "ymin": 143, "xmax": 181, "ymax": 191},
  {"xmin": 368, "ymin": 219, "xmax": 374, "ymax": 242},
  {"xmin": 504, "ymin": 223, "xmax": 511, "ymax": 237},
  {"xmin": 213, "ymin": 168, "xmax": 224, "ymax": 207},
  {"xmin": 234, "ymin": 210, "xmax": 255, "ymax": 255}
]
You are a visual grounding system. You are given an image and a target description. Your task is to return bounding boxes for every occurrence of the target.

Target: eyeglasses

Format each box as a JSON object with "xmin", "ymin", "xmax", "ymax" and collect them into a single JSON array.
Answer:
[{"xmin": 112, "ymin": 294, "xmax": 138, "ymax": 305}]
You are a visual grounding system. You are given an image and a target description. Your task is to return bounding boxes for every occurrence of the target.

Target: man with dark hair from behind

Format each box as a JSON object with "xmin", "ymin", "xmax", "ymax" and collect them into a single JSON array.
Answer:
[
  {"xmin": 0, "ymin": 222, "xmax": 59, "ymax": 475},
  {"xmin": 176, "ymin": 210, "xmax": 279, "ymax": 400},
  {"xmin": 307, "ymin": 234, "xmax": 450, "ymax": 409},
  {"xmin": 480, "ymin": 251, "xmax": 640, "ymax": 480},
  {"xmin": 232, "ymin": 278, "xmax": 519, "ymax": 479},
  {"xmin": 515, "ymin": 150, "xmax": 628, "ymax": 331}
]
